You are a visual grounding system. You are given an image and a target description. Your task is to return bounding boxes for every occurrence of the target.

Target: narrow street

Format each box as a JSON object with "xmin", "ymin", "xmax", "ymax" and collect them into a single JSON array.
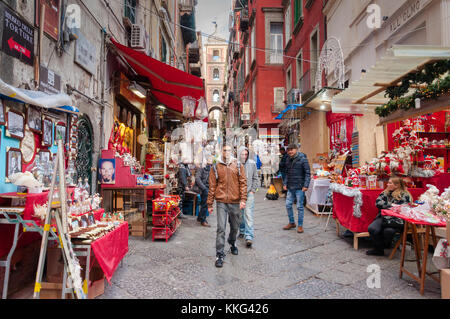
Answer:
[{"xmin": 101, "ymin": 189, "xmax": 441, "ymax": 299}]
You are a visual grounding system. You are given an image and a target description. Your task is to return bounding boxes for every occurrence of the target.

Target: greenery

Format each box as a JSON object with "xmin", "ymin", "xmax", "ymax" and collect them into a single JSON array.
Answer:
[{"xmin": 375, "ymin": 60, "xmax": 450, "ymax": 117}]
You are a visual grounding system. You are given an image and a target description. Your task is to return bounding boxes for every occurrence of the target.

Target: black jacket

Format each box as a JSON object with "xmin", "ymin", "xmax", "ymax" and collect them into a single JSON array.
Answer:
[
  {"xmin": 285, "ymin": 152, "xmax": 311, "ymax": 191},
  {"xmin": 178, "ymin": 163, "xmax": 191, "ymax": 189},
  {"xmin": 194, "ymin": 165, "xmax": 211, "ymax": 193},
  {"xmin": 279, "ymin": 153, "xmax": 289, "ymax": 174}
]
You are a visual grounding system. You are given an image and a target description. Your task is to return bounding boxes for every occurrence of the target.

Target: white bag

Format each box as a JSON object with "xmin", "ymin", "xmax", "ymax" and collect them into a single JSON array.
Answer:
[{"xmin": 432, "ymin": 239, "xmax": 450, "ymax": 270}]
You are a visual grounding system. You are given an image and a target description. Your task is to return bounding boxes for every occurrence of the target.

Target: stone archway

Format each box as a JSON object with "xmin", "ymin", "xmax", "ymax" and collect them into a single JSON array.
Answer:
[{"xmin": 75, "ymin": 115, "xmax": 94, "ymax": 192}]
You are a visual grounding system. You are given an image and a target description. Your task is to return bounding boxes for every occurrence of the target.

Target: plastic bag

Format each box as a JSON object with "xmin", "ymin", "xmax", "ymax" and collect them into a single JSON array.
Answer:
[{"xmin": 196, "ymin": 97, "xmax": 209, "ymax": 120}]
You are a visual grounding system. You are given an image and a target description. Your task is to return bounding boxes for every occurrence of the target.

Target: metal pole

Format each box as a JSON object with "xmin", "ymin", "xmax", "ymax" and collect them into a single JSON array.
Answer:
[{"xmin": 2, "ymin": 223, "xmax": 19, "ymax": 299}]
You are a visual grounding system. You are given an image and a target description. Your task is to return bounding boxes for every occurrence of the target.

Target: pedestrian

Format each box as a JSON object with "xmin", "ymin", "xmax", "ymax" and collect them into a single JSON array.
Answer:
[
  {"xmin": 177, "ymin": 161, "xmax": 191, "ymax": 219},
  {"xmin": 283, "ymin": 143, "xmax": 311, "ymax": 233},
  {"xmin": 279, "ymin": 146, "xmax": 288, "ymax": 186},
  {"xmin": 238, "ymin": 146, "xmax": 259, "ymax": 248},
  {"xmin": 366, "ymin": 177, "xmax": 412, "ymax": 256},
  {"xmin": 194, "ymin": 157, "xmax": 213, "ymax": 227},
  {"xmin": 208, "ymin": 144, "xmax": 247, "ymax": 268}
]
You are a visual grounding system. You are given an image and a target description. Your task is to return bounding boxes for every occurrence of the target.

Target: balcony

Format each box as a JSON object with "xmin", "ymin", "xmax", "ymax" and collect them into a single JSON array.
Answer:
[
  {"xmin": 287, "ymin": 88, "xmax": 301, "ymax": 105},
  {"xmin": 179, "ymin": 0, "xmax": 197, "ymax": 12},
  {"xmin": 239, "ymin": 9, "xmax": 249, "ymax": 32},
  {"xmin": 188, "ymin": 40, "xmax": 200, "ymax": 63},
  {"xmin": 299, "ymin": 68, "xmax": 317, "ymax": 101}
]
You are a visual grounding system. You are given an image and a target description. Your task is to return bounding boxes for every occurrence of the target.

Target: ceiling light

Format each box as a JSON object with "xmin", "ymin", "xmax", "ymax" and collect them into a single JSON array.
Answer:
[
  {"xmin": 129, "ymin": 82, "xmax": 146, "ymax": 98},
  {"xmin": 320, "ymin": 104, "xmax": 326, "ymax": 110},
  {"xmin": 156, "ymin": 105, "xmax": 166, "ymax": 111}
]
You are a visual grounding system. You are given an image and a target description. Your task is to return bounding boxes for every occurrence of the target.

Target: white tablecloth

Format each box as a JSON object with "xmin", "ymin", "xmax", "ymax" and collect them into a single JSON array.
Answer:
[{"xmin": 306, "ymin": 178, "xmax": 331, "ymax": 213}]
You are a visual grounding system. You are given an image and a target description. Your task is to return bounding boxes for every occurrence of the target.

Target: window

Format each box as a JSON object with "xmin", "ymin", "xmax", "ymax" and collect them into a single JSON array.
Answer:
[
  {"xmin": 124, "ymin": 0, "xmax": 137, "ymax": 24},
  {"xmin": 213, "ymin": 68, "xmax": 220, "ymax": 80},
  {"xmin": 269, "ymin": 23, "xmax": 283, "ymax": 64},
  {"xmin": 251, "ymin": 26, "xmax": 256, "ymax": 62},
  {"xmin": 160, "ymin": 33, "xmax": 168, "ymax": 64},
  {"xmin": 213, "ymin": 50, "xmax": 220, "ymax": 61},
  {"xmin": 296, "ymin": 51, "xmax": 303, "ymax": 89},
  {"xmin": 213, "ymin": 90, "xmax": 220, "ymax": 102},
  {"xmin": 286, "ymin": 68, "xmax": 292, "ymax": 93},
  {"xmin": 294, "ymin": 0, "xmax": 303, "ymax": 25},
  {"xmin": 245, "ymin": 46, "xmax": 249, "ymax": 76},
  {"xmin": 273, "ymin": 87, "xmax": 285, "ymax": 112},
  {"xmin": 285, "ymin": 3, "xmax": 292, "ymax": 45},
  {"xmin": 252, "ymin": 80, "xmax": 256, "ymax": 112}
]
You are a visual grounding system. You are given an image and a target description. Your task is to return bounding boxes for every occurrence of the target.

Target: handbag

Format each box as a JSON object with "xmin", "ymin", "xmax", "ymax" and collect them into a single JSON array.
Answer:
[{"xmin": 382, "ymin": 215, "xmax": 404, "ymax": 228}]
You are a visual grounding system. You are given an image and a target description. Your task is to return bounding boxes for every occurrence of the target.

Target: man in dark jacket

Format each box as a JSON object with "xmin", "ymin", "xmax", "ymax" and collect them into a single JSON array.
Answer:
[
  {"xmin": 177, "ymin": 161, "xmax": 191, "ymax": 219},
  {"xmin": 279, "ymin": 146, "xmax": 288, "ymax": 186},
  {"xmin": 194, "ymin": 157, "xmax": 213, "ymax": 227},
  {"xmin": 283, "ymin": 143, "xmax": 311, "ymax": 233}
]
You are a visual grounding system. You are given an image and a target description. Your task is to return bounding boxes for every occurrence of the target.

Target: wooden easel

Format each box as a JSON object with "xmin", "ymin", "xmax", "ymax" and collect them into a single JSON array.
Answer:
[{"xmin": 33, "ymin": 139, "xmax": 86, "ymax": 299}]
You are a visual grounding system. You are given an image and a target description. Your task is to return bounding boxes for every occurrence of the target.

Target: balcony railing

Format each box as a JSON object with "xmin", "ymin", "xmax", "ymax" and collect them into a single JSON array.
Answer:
[
  {"xmin": 299, "ymin": 68, "xmax": 317, "ymax": 99},
  {"xmin": 287, "ymin": 88, "xmax": 301, "ymax": 105}
]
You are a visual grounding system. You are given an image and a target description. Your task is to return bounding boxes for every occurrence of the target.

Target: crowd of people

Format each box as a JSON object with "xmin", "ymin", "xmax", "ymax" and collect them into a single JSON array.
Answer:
[{"xmin": 174, "ymin": 142, "xmax": 414, "ymax": 268}]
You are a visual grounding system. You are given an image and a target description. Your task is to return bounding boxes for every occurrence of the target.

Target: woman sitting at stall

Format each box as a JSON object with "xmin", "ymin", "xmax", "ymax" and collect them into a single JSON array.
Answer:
[{"xmin": 366, "ymin": 177, "xmax": 412, "ymax": 256}]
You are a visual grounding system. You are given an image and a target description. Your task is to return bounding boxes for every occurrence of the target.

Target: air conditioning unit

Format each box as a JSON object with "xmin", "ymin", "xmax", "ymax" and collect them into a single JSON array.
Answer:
[{"xmin": 130, "ymin": 24, "xmax": 146, "ymax": 50}]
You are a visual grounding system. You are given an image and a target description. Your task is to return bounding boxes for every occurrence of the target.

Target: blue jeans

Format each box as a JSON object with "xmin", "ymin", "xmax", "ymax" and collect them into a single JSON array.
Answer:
[
  {"xmin": 240, "ymin": 192, "xmax": 255, "ymax": 240},
  {"xmin": 286, "ymin": 189, "xmax": 305, "ymax": 226}
]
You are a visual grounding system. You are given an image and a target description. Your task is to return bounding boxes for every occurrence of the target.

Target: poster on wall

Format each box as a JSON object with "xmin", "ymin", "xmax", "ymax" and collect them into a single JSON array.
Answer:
[
  {"xmin": 54, "ymin": 122, "xmax": 66, "ymax": 145},
  {"xmin": 98, "ymin": 159, "xmax": 116, "ymax": 184},
  {"xmin": 1, "ymin": 6, "xmax": 35, "ymax": 66},
  {"xmin": 27, "ymin": 105, "xmax": 42, "ymax": 133},
  {"xmin": 42, "ymin": 117, "xmax": 53, "ymax": 147},
  {"xmin": 0, "ymin": 99, "xmax": 5, "ymax": 125},
  {"xmin": 6, "ymin": 109, "xmax": 25, "ymax": 140},
  {"xmin": 6, "ymin": 148, "xmax": 22, "ymax": 181},
  {"xmin": 35, "ymin": 0, "xmax": 61, "ymax": 41}
]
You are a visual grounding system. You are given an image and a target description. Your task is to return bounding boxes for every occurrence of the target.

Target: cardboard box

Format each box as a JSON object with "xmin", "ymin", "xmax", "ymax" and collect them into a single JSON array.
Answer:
[
  {"xmin": 88, "ymin": 266, "xmax": 105, "ymax": 299},
  {"xmin": 46, "ymin": 247, "xmax": 64, "ymax": 277},
  {"xmin": 441, "ymin": 269, "xmax": 450, "ymax": 299},
  {"xmin": 435, "ymin": 227, "xmax": 447, "ymax": 239}
]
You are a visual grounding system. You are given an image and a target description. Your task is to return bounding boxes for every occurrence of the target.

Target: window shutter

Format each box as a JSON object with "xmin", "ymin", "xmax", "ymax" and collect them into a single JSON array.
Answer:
[{"xmin": 274, "ymin": 87, "xmax": 285, "ymax": 112}]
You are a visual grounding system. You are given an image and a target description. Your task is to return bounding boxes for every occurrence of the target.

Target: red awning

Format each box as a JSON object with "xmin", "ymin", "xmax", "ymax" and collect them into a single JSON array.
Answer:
[{"xmin": 111, "ymin": 38, "xmax": 205, "ymax": 114}]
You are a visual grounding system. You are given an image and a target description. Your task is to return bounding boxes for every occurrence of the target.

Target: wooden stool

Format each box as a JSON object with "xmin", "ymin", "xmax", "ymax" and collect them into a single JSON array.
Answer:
[
  {"xmin": 399, "ymin": 221, "xmax": 439, "ymax": 295},
  {"xmin": 389, "ymin": 226, "xmax": 427, "ymax": 260}
]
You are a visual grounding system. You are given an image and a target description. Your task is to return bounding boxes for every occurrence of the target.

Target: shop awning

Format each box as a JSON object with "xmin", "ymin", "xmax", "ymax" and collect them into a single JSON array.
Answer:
[
  {"xmin": 110, "ymin": 38, "xmax": 205, "ymax": 114},
  {"xmin": 331, "ymin": 45, "xmax": 450, "ymax": 113},
  {"xmin": 0, "ymin": 78, "xmax": 78, "ymax": 114}
]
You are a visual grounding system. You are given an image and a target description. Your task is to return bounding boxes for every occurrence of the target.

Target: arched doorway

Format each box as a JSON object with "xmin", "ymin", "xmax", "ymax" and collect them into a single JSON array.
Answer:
[{"xmin": 75, "ymin": 115, "xmax": 94, "ymax": 193}]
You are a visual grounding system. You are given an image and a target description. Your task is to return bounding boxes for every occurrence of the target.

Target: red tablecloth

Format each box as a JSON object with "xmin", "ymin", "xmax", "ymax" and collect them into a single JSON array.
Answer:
[
  {"xmin": 382, "ymin": 208, "xmax": 447, "ymax": 227},
  {"xmin": 0, "ymin": 192, "xmax": 50, "ymax": 258},
  {"xmin": 333, "ymin": 188, "xmax": 425, "ymax": 233},
  {"xmin": 90, "ymin": 222, "xmax": 129, "ymax": 284}
]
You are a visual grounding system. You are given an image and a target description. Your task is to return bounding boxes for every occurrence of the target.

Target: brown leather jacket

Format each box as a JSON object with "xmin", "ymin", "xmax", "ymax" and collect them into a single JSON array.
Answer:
[{"xmin": 207, "ymin": 159, "xmax": 247, "ymax": 208}]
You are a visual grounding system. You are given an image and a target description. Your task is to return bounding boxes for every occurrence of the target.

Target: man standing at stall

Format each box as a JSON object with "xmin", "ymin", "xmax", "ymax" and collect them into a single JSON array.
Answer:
[
  {"xmin": 238, "ymin": 146, "xmax": 259, "ymax": 248},
  {"xmin": 208, "ymin": 144, "xmax": 247, "ymax": 268},
  {"xmin": 194, "ymin": 157, "xmax": 213, "ymax": 227},
  {"xmin": 283, "ymin": 143, "xmax": 311, "ymax": 233},
  {"xmin": 177, "ymin": 160, "xmax": 191, "ymax": 219}
]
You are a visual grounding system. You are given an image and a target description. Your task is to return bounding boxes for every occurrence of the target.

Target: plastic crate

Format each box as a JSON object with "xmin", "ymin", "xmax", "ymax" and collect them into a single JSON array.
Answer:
[{"xmin": 152, "ymin": 227, "xmax": 173, "ymax": 242}]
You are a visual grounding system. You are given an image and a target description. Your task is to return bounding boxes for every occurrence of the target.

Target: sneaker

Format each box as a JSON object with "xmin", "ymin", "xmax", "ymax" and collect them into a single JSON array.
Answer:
[
  {"xmin": 228, "ymin": 239, "xmax": 238, "ymax": 255},
  {"xmin": 366, "ymin": 249, "xmax": 384, "ymax": 256},
  {"xmin": 238, "ymin": 233, "xmax": 244, "ymax": 239},
  {"xmin": 246, "ymin": 240, "xmax": 252, "ymax": 248},
  {"xmin": 215, "ymin": 255, "xmax": 224, "ymax": 268}
]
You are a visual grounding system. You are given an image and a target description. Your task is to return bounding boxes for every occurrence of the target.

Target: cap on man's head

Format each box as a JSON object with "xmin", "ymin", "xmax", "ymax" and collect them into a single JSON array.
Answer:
[{"xmin": 287, "ymin": 143, "xmax": 299, "ymax": 150}]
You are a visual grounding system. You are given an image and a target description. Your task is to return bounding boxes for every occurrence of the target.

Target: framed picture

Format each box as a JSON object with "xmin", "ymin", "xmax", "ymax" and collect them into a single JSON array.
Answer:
[
  {"xmin": 98, "ymin": 158, "xmax": 116, "ymax": 184},
  {"xmin": 69, "ymin": 218, "xmax": 80, "ymax": 232},
  {"xmin": 87, "ymin": 213, "xmax": 95, "ymax": 226},
  {"xmin": 6, "ymin": 109, "xmax": 25, "ymax": 140},
  {"xmin": 38, "ymin": 149, "xmax": 52, "ymax": 164},
  {"xmin": 80, "ymin": 215, "xmax": 88, "ymax": 228},
  {"xmin": 42, "ymin": 117, "xmax": 53, "ymax": 147},
  {"xmin": 20, "ymin": 129, "xmax": 36, "ymax": 164},
  {"xmin": 27, "ymin": 105, "xmax": 42, "ymax": 133},
  {"xmin": 54, "ymin": 122, "xmax": 66, "ymax": 146},
  {"xmin": 6, "ymin": 148, "xmax": 22, "ymax": 181},
  {"xmin": 0, "ymin": 99, "xmax": 5, "ymax": 125}
]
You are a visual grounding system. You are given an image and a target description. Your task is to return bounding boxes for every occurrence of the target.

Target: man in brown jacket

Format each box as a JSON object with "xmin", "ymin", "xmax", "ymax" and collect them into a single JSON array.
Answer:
[{"xmin": 208, "ymin": 144, "xmax": 247, "ymax": 268}]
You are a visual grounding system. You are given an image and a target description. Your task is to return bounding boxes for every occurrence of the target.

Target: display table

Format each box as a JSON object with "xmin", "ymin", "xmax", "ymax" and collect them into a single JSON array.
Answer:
[
  {"xmin": 89, "ymin": 222, "xmax": 129, "ymax": 284},
  {"xmin": 306, "ymin": 178, "xmax": 331, "ymax": 215},
  {"xmin": 332, "ymin": 188, "xmax": 425, "ymax": 249},
  {"xmin": 382, "ymin": 208, "xmax": 445, "ymax": 295}
]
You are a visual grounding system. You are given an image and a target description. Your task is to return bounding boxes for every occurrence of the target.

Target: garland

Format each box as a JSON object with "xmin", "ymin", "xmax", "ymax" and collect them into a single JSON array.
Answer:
[
  {"xmin": 376, "ymin": 74, "xmax": 450, "ymax": 117},
  {"xmin": 375, "ymin": 59, "xmax": 450, "ymax": 118}
]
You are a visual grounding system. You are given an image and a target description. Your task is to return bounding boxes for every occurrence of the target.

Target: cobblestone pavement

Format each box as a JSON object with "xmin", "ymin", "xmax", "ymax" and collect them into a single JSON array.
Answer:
[{"xmin": 100, "ymin": 189, "xmax": 441, "ymax": 299}]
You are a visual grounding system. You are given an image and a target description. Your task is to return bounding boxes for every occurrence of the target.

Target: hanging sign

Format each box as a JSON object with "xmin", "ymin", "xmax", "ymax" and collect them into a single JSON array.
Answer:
[
  {"xmin": 74, "ymin": 29, "xmax": 96, "ymax": 75},
  {"xmin": 39, "ymin": 65, "xmax": 61, "ymax": 94},
  {"xmin": 1, "ymin": 7, "xmax": 34, "ymax": 66}
]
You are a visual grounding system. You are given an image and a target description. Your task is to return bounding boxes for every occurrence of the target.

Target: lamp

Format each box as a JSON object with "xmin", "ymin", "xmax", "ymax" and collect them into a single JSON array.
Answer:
[
  {"xmin": 320, "ymin": 104, "xmax": 326, "ymax": 110},
  {"xmin": 156, "ymin": 105, "xmax": 166, "ymax": 111},
  {"xmin": 129, "ymin": 82, "xmax": 147, "ymax": 98}
]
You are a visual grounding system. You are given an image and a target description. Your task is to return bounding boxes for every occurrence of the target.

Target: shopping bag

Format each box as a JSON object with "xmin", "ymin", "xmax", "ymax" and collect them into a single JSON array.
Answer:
[{"xmin": 432, "ymin": 239, "xmax": 450, "ymax": 270}]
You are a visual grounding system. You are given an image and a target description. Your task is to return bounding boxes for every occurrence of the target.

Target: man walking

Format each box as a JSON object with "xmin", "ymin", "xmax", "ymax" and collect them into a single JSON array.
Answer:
[
  {"xmin": 177, "ymin": 161, "xmax": 191, "ymax": 219},
  {"xmin": 238, "ymin": 146, "xmax": 259, "ymax": 248},
  {"xmin": 208, "ymin": 144, "xmax": 247, "ymax": 268},
  {"xmin": 279, "ymin": 146, "xmax": 288, "ymax": 186},
  {"xmin": 283, "ymin": 143, "xmax": 311, "ymax": 233},
  {"xmin": 194, "ymin": 157, "xmax": 213, "ymax": 227}
]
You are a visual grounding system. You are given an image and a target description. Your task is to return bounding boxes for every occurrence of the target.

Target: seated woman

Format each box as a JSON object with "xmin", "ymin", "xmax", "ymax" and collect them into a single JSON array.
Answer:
[{"xmin": 366, "ymin": 177, "xmax": 412, "ymax": 256}]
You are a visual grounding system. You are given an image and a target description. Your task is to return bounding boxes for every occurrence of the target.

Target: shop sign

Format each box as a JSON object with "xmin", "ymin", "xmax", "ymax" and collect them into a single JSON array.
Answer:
[
  {"xmin": 242, "ymin": 114, "xmax": 250, "ymax": 121},
  {"xmin": 74, "ymin": 29, "xmax": 96, "ymax": 75},
  {"xmin": 1, "ymin": 7, "xmax": 34, "ymax": 66},
  {"xmin": 389, "ymin": 0, "xmax": 431, "ymax": 35},
  {"xmin": 242, "ymin": 102, "xmax": 250, "ymax": 114},
  {"xmin": 39, "ymin": 65, "xmax": 61, "ymax": 94},
  {"xmin": 35, "ymin": 0, "xmax": 61, "ymax": 41}
]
